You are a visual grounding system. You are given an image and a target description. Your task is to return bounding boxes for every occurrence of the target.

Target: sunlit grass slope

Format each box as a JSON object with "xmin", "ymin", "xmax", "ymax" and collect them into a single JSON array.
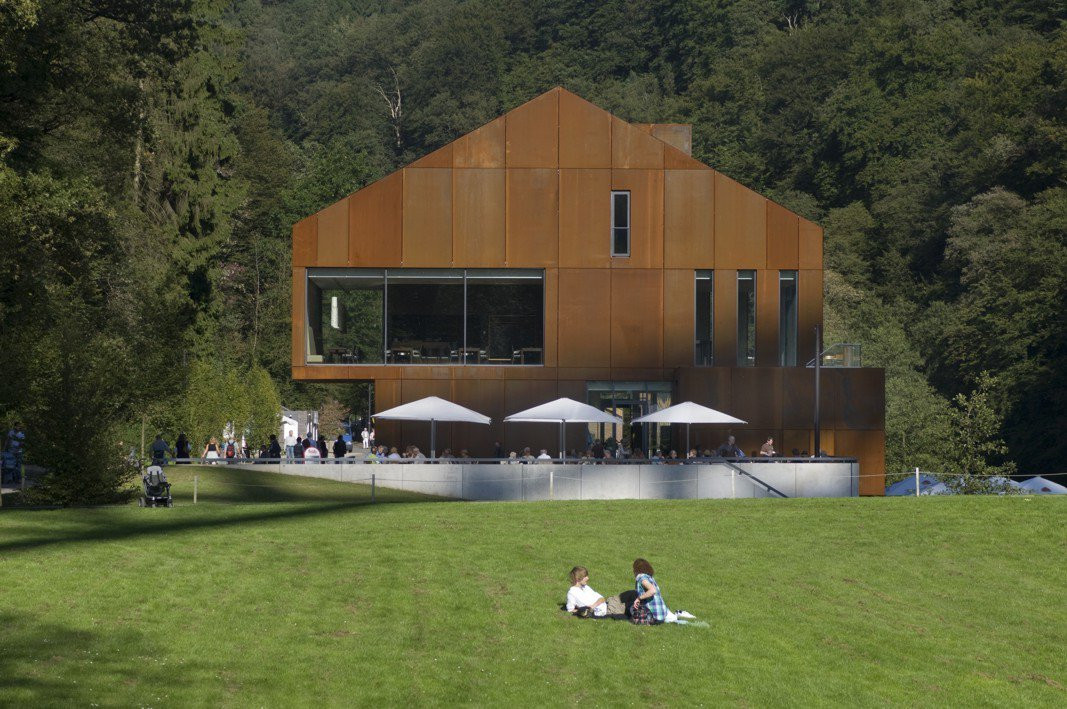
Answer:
[{"xmin": 1, "ymin": 466, "xmax": 1064, "ymax": 706}]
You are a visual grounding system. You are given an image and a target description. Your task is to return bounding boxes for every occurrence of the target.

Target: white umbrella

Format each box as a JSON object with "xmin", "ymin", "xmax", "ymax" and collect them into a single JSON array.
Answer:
[
  {"xmin": 632, "ymin": 401, "xmax": 747, "ymax": 454},
  {"xmin": 373, "ymin": 396, "xmax": 491, "ymax": 459},
  {"xmin": 505, "ymin": 397, "xmax": 622, "ymax": 460},
  {"xmin": 1019, "ymin": 476, "xmax": 1067, "ymax": 495}
]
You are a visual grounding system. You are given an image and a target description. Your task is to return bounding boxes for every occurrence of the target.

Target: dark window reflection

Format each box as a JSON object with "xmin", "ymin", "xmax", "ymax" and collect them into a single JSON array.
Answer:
[
  {"xmin": 308, "ymin": 272, "xmax": 384, "ymax": 364},
  {"xmin": 737, "ymin": 270, "xmax": 756, "ymax": 366},
  {"xmin": 612, "ymin": 191, "xmax": 630, "ymax": 256},
  {"xmin": 466, "ymin": 274, "xmax": 543, "ymax": 364},
  {"xmin": 306, "ymin": 268, "xmax": 544, "ymax": 365},
  {"xmin": 386, "ymin": 273, "xmax": 463, "ymax": 363},
  {"xmin": 779, "ymin": 271, "xmax": 797, "ymax": 366},
  {"xmin": 695, "ymin": 270, "xmax": 713, "ymax": 365}
]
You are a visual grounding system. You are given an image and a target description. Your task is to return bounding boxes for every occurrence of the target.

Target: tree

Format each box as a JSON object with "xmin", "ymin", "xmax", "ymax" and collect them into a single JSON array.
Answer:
[
  {"xmin": 945, "ymin": 373, "xmax": 1017, "ymax": 493},
  {"xmin": 318, "ymin": 397, "xmax": 349, "ymax": 441},
  {"xmin": 245, "ymin": 365, "xmax": 281, "ymax": 448},
  {"xmin": 179, "ymin": 359, "xmax": 250, "ymax": 450},
  {"xmin": 179, "ymin": 360, "xmax": 229, "ymax": 451}
]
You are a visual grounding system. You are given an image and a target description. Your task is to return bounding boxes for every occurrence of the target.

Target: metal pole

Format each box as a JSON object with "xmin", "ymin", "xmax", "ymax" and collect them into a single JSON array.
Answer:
[
  {"xmin": 686, "ymin": 423, "xmax": 691, "ymax": 454},
  {"xmin": 814, "ymin": 324, "xmax": 821, "ymax": 458},
  {"xmin": 559, "ymin": 421, "xmax": 565, "ymax": 462},
  {"xmin": 430, "ymin": 420, "xmax": 436, "ymax": 460},
  {"xmin": 915, "ymin": 467, "xmax": 920, "ymax": 498},
  {"xmin": 371, "ymin": 473, "xmax": 376, "ymax": 503},
  {"xmin": 549, "ymin": 469, "xmax": 554, "ymax": 501}
]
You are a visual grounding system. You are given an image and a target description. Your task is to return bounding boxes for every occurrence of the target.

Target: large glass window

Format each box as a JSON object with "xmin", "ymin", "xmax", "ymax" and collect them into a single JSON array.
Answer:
[
  {"xmin": 611, "ymin": 191, "xmax": 630, "ymax": 257},
  {"xmin": 466, "ymin": 270, "xmax": 544, "ymax": 364},
  {"xmin": 737, "ymin": 270, "xmax": 756, "ymax": 366},
  {"xmin": 385, "ymin": 270, "xmax": 464, "ymax": 363},
  {"xmin": 779, "ymin": 270, "xmax": 798, "ymax": 366},
  {"xmin": 695, "ymin": 271, "xmax": 713, "ymax": 366},
  {"xmin": 306, "ymin": 268, "xmax": 543, "ymax": 365},
  {"xmin": 307, "ymin": 270, "xmax": 384, "ymax": 364}
]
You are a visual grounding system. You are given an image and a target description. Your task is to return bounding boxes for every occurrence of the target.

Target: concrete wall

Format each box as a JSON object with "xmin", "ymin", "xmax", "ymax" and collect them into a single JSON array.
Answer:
[{"xmin": 234, "ymin": 460, "xmax": 858, "ymax": 501}]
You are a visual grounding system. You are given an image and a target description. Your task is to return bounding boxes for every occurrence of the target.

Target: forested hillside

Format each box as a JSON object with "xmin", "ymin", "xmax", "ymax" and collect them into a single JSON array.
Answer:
[{"xmin": 1, "ymin": 0, "xmax": 1064, "ymax": 498}]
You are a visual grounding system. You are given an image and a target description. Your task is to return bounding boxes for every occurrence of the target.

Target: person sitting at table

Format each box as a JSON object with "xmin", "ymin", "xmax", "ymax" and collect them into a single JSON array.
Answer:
[
  {"xmin": 716, "ymin": 435, "xmax": 745, "ymax": 459},
  {"xmin": 536, "ymin": 448, "xmax": 553, "ymax": 463},
  {"xmin": 759, "ymin": 437, "xmax": 777, "ymax": 457}
]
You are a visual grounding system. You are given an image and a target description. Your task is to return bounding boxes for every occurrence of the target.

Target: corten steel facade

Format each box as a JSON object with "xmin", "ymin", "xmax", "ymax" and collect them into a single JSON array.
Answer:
[{"xmin": 292, "ymin": 88, "xmax": 886, "ymax": 494}]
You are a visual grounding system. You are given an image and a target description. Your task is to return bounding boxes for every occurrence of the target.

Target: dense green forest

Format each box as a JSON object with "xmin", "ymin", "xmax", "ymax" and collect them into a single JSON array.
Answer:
[{"xmin": 1, "ymin": 0, "xmax": 1064, "ymax": 498}]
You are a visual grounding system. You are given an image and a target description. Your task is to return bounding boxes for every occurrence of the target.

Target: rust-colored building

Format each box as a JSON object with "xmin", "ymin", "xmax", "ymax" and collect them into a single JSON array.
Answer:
[{"xmin": 292, "ymin": 87, "xmax": 885, "ymax": 493}]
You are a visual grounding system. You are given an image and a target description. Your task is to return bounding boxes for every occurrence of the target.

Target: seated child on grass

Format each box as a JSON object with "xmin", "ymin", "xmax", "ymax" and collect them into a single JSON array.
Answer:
[{"xmin": 566, "ymin": 566, "xmax": 625, "ymax": 618}]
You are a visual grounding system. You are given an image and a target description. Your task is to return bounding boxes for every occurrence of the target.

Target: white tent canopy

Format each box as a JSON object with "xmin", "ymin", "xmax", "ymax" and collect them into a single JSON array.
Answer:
[
  {"xmin": 373, "ymin": 396, "xmax": 490, "ymax": 458},
  {"xmin": 1019, "ymin": 476, "xmax": 1067, "ymax": 494},
  {"xmin": 505, "ymin": 397, "xmax": 622, "ymax": 459},
  {"xmin": 921, "ymin": 482, "xmax": 952, "ymax": 496},
  {"xmin": 632, "ymin": 401, "xmax": 747, "ymax": 454},
  {"xmin": 885, "ymin": 473, "xmax": 942, "ymax": 496}
]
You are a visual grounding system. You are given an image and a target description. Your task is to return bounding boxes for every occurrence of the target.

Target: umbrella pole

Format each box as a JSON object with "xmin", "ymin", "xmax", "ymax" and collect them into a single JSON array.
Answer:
[
  {"xmin": 686, "ymin": 423, "xmax": 690, "ymax": 454},
  {"xmin": 559, "ymin": 421, "xmax": 565, "ymax": 462},
  {"xmin": 430, "ymin": 420, "xmax": 436, "ymax": 460}
]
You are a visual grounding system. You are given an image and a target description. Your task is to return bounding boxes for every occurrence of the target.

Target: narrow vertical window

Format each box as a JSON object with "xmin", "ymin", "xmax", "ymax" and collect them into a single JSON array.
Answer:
[
  {"xmin": 737, "ymin": 270, "xmax": 756, "ymax": 366},
  {"xmin": 779, "ymin": 271, "xmax": 798, "ymax": 366},
  {"xmin": 695, "ymin": 271, "xmax": 713, "ymax": 365},
  {"xmin": 611, "ymin": 191, "xmax": 630, "ymax": 257}
]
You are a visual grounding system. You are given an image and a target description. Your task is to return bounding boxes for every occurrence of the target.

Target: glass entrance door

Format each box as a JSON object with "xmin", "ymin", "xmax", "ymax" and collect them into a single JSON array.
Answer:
[{"xmin": 586, "ymin": 382, "xmax": 672, "ymax": 456}]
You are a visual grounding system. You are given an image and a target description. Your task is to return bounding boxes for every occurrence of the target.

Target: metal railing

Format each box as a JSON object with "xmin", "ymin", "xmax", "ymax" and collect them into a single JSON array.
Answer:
[{"xmin": 154, "ymin": 455, "xmax": 856, "ymax": 467}]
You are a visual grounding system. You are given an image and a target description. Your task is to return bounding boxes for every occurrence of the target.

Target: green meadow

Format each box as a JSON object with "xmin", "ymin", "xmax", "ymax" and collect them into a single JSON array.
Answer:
[{"xmin": 1, "ymin": 466, "xmax": 1064, "ymax": 706}]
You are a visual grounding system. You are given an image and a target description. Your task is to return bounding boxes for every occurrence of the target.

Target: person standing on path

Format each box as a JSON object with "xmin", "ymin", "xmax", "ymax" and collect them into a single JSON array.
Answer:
[
  {"xmin": 284, "ymin": 430, "xmax": 297, "ymax": 461},
  {"xmin": 267, "ymin": 434, "xmax": 282, "ymax": 460}
]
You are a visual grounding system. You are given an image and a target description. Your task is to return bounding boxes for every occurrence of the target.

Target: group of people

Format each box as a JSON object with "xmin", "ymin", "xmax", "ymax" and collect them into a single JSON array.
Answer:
[
  {"xmin": 353, "ymin": 435, "xmax": 798, "ymax": 463},
  {"xmin": 278, "ymin": 431, "xmax": 349, "ymax": 463},
  {"xmin": 144, "ymin": 430, "xmax": 353, "ymax": 466},
  {"xmin": 143, "ymin": 430, "xmax": 801, "ymax": 467},
  {"xmin": 487, "ymin": 435, "xmax": 770, "ymax": 463},
  {"xmin": 565, "ymin": 559, "xmax": 696, "ymax": 625}
]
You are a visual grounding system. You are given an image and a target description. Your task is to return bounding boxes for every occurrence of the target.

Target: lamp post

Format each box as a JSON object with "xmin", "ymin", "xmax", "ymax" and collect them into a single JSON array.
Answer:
[{"xmin": 814, "ymin": 325, "xmax": 821, "ymax": 458}]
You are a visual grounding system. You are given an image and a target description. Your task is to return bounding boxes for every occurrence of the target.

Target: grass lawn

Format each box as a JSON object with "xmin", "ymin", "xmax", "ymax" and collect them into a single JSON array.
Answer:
[{"xmin": 1, "ymin": 465, "xmax": 1065, "ymax": 706}]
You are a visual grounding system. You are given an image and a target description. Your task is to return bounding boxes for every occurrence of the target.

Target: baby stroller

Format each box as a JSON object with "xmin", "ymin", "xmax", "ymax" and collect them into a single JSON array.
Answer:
[{"xmin": 139, "ymin": 465, "xmax": 173, "ymax": 507}]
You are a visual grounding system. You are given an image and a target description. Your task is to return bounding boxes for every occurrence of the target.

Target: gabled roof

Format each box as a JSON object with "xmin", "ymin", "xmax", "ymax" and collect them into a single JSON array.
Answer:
[
  {"xmin": 301, "ymin": 86, "xmax": 814, "ymax": 218},
  {"xmin": 292, "ymin": 86, "xmax": 822, "ymax": 271}
]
